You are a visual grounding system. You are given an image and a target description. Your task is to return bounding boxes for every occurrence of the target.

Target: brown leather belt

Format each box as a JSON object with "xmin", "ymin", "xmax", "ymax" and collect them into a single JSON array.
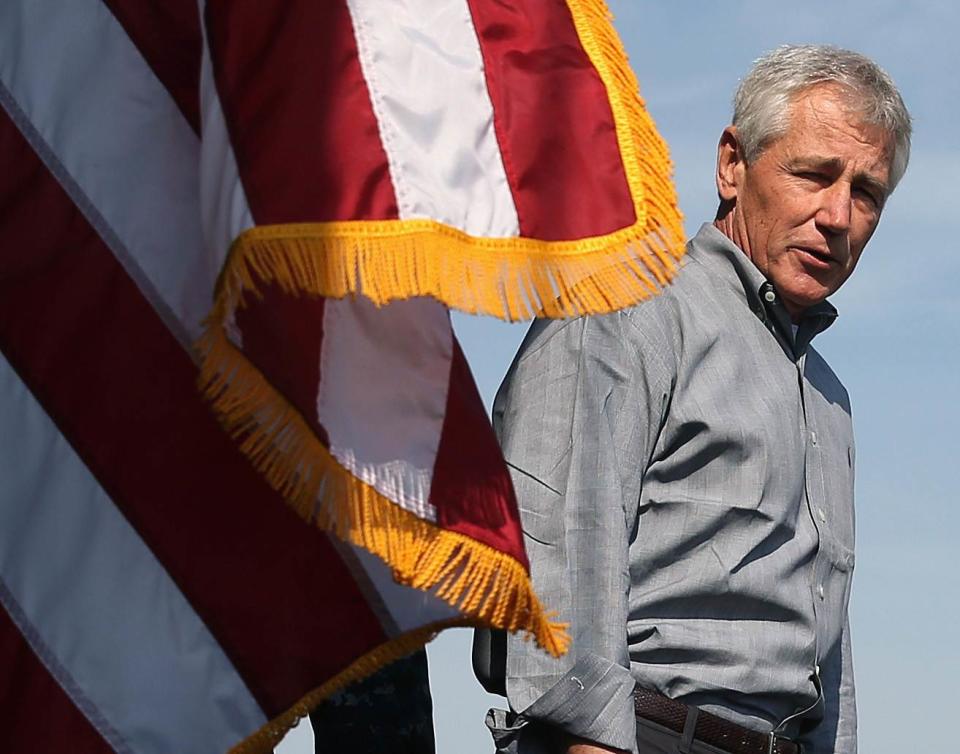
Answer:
[{"xmin": 634, "ymin": 688, "xmax": 800, "ymax": 754}]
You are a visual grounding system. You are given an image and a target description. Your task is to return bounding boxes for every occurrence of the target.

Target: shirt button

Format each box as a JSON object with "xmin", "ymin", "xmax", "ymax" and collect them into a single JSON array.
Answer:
[
  {"xmin": 817, "ymin": 584, "xmax": 825, "ymax": 600},
  {"xmin": 817, "ymin": 508, "xmax": 826, "ymax": 523},
  {"xmin": 764, "ymin": 289, "xmax": 777, "ymax": 303},
  {"xmin": 810, "ymin": 431, "xmax": 818, "ymax": 445}
]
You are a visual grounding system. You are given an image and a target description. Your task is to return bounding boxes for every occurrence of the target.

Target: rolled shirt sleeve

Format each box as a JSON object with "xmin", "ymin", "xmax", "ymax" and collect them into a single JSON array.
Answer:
[{"xmin": 491, "ymin": 312, "xmax": 674, "ymax": 752}]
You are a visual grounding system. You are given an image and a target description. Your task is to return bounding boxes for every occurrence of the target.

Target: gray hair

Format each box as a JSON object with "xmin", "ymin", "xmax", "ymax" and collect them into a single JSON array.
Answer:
[{"xmin": 733, "ymin": 44, "xmax": 912, "ymax": 189}]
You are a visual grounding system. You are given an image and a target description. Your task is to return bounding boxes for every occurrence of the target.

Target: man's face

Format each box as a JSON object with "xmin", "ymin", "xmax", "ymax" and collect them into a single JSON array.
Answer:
[{"xmin": 715, "ymin": 85, "xmax": 895, "ymax": 319}]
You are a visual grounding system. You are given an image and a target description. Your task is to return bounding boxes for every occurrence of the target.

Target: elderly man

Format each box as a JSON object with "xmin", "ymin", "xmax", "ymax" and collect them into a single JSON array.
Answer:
[{"xmin": 474, "ymin": 45, "xmax": 911, "ymax": 754}]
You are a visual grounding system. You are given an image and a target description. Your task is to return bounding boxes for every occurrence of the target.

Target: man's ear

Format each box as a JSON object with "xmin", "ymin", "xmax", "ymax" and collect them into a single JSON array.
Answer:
[{"xmin": 716, "ymin": 126, "xmax": 744, "ymax": 202}]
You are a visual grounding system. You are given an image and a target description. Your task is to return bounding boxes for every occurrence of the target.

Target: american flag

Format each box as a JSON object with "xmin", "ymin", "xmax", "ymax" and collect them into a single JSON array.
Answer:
[{"xmin": 0, "ymin": 1, "xmax": 682, "ymax": 752}]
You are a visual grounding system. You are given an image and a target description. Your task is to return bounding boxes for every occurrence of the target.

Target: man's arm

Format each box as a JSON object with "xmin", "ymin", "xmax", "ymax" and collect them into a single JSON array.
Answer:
[
  {"xmin": 799, "ymin": 618, "xmax": 857, "ymax": 753},
  {"xmin": 835, "ymin": 619, "xmax": 858, "ymax": 752},
  {"xmin": 561, "ymin": 733, "xmax": 630, "ymax": 754},
  {"xmin": 491, "ymin": 312, "xmax": 674, "ymax": 754}
]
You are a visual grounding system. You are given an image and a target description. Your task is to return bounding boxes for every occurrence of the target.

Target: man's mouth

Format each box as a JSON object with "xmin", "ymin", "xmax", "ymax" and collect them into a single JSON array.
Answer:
[{"xmin": 793, "ymin": 246, "xmax": 836, "ymax": 269}]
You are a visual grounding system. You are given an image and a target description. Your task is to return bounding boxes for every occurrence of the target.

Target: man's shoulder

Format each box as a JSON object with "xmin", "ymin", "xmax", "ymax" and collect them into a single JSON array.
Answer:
[
  {"xmin": 504, "ymin": 296, "xmax": 684, "ymax": 388},
  {"xmin": 618, "ymin": 254, "xmax": 717, "ymax": 341},
  {"xmin": 514, "ymin": 245, "xmax": 721, "ymax": 368}
]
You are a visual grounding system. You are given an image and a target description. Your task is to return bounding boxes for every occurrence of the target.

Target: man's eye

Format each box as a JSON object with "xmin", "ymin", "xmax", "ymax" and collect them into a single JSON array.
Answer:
[
  {"xmin": 853, "ymin": 187, "xmax": 880, "ymax": 207},
  {"xmin": 797, "ymin": 171, "xmax": 829, "ymax": 185}
]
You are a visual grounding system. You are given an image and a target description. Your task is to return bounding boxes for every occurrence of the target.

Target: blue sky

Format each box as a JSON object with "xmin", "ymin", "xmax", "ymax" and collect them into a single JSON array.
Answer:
[{"xmin": 282, "ymin": 3, "xmax": 959, "ymax": 752}]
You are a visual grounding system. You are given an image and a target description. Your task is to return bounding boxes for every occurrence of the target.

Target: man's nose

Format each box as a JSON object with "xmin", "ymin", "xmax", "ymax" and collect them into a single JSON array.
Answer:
[{"xmin": 816, "ymin": 182, "xmax": 852, "ymax": 235}]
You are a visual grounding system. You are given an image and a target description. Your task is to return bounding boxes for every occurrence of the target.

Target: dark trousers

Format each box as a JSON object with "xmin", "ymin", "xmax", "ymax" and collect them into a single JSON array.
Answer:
[{"xmin": 308, "ymin": 648, "xmax": 436, "ymax": 754}]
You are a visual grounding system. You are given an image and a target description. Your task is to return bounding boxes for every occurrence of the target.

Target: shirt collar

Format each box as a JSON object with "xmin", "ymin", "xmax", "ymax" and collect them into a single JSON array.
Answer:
[{"xmin": 687, "ymin": 223, "xmax": 838, "ymax": 356}]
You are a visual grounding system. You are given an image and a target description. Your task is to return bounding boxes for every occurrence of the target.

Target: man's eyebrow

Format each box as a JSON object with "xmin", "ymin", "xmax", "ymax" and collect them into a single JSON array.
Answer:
[{"xmin": 786, "ymin": 155, "xmax": 844, "ymax": 173}]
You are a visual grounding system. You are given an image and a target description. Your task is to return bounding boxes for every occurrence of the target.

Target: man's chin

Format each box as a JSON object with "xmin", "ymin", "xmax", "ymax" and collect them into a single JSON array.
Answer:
[
  {"xmin": 783, "ymin": 272, "xmax": 838, "ymax": 305},
  {"xmin": 780, "ymin": 285, "xmax": 833, "ymax": 317}
]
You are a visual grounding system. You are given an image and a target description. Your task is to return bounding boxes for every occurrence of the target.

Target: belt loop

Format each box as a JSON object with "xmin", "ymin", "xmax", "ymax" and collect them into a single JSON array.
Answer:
[{"xmin": 677, "ymin": 706, "xmax": 699, "ymax": 754}]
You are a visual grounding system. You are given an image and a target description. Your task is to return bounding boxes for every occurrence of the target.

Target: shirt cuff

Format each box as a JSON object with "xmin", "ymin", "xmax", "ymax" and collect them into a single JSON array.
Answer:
[
  {"xmin": 510, "ymin": 652, "xmax": 638, "ymax": 753},
  {"xmin": 484, "ymin": 708, "xmax": 551, "ymax": 754}
]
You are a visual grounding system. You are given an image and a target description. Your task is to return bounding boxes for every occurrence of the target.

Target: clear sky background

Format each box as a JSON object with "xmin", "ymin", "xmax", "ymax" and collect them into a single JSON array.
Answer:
[{"xmin": 280, "ymin": 2, "xmax": 959, "ymax": 752}]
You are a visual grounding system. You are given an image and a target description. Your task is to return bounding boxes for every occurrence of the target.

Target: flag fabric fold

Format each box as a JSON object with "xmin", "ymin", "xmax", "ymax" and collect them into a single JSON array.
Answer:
[
  {"xmin": 0, "ymin": 1, "xmax": 683, "ymax": 752},
  {"xmin": 201, "ymin": 0, "xmax": 685, "ymax": 323},
  {"xmin": 193, "ymin": 0, "xmax": 683, "ymax": 701}
]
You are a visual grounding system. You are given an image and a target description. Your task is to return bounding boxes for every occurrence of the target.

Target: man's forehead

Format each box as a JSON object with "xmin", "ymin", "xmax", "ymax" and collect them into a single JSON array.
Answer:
[
  {"xmin": 775, "ymin": 88, "xmax": 895, "ymax": 174},
  {"xmin": 793, "ymin": 86, "xmax": 892, "ymax": 143}
]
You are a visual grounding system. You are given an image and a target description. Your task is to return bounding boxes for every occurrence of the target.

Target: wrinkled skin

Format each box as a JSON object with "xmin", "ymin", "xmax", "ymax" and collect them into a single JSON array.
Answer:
[{"xmin": 714, "ymin": 84, "xmax": 896, "ymax": 321}]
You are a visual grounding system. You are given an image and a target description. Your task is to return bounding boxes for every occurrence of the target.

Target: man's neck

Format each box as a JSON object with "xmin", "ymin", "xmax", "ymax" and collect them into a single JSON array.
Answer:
[
  {"xmin": 712, "ymin": 213, "xmax": 739, "ymax": 251},
  {"xmin": 712, "ymin": 214, "xmax": 805, "ymax": 323}
]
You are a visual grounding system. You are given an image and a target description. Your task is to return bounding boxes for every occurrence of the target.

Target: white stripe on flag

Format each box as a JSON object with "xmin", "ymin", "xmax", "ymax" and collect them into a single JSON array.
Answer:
[
  {"xmin": 319, "ymin": 296, "xmax": 452, "ymax": 522},
  {"xmin": 197, "ymin": 1, "xmax": 255, "ymax": 288},
  {"xmin": 0, "ymin": 355, "xmax": 267, "ymax": 754},
  {"xmin": 0, "ymin": 0, "xmax": 209, "ymax": 343},
  {"xmin": 346, "ymin": 0, "xmax": 521, "ymax": 237}
]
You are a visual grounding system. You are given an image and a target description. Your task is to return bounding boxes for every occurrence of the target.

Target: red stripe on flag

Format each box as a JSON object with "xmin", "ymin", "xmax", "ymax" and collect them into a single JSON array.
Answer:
[
  {"xmin": 430, "ymin": 340, "xmax": 528, "ymax": 566},
  {"xmin": 0, "ymin": 605, "xmax": 114, "ymax": 754},
  {"xmin": 235, "ymin": 285, "xmax": 330, "ymax": 445},
  {"xmin": 204, "ymin": 1, "xmax": 399, "ymax": 224},
  {"xmin": 467, "ymin": 0, "xmax": 635, "ymax": 241},
  {"xmin": 0, "ymin": 110, "xmax": 387, "ymax": 716},
  {"xmin": 101, "ymin": 0, "xmax": 203, "ymax": 133}
]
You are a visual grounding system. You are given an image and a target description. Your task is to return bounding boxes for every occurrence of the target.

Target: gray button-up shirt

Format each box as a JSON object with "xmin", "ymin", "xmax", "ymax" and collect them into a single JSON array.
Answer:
[{"xmin": 476, "ymin": 224, "xmax": 857, "ymax": 754}]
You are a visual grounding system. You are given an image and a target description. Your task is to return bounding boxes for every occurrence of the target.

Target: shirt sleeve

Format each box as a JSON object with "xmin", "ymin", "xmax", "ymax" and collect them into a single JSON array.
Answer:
[
  {"xmin": 491, "ymin": 312, "xmax": 674, "ymax": 753},
  {"xmin": 800, "ymin": 617, "xmax": 857, "ymax": 753}
]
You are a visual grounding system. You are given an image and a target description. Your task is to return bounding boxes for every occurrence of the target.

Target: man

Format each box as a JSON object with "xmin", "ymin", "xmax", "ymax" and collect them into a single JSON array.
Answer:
[{"xmin": 474, "ymin": 45, "xmax": 911, "ymax": 754}]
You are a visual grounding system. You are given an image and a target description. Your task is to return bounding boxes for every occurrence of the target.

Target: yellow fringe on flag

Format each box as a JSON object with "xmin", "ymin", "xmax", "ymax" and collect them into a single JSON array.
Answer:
[
  {"xmin": 209, "ymin": 0, "xmax": 684, "ymax": 322},
  {"xmin": 197, "ymin": 317, "xmax": 571, "ymax": 661}
]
